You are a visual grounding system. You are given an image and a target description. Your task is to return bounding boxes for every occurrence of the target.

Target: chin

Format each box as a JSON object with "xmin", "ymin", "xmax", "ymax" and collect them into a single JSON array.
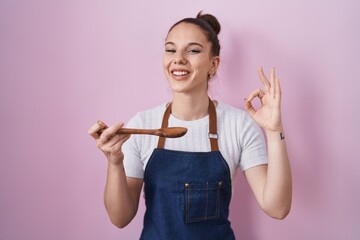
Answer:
[
  {"xmin": 167, "ymin": 80, "xmax": 189, "ymax": 92},
  {"xmin": 169, "ymin": 87, "xmax": 188, "ymax": 94}
]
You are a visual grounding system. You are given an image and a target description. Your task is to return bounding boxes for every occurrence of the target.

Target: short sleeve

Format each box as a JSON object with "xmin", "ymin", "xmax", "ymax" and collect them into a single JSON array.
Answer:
[
  {"xmin": 239, "ymin": 113, "xmax": 268, "ymax": 171},
  {"xmin": 122, "ymin": 113, "xmax": 145, "ymax": 179}
]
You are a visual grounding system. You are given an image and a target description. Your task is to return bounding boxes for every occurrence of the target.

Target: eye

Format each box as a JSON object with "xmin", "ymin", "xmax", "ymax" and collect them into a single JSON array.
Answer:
[
  {"xmin": 188, "ymin": 49, "xmax": 201, "ymax": 54},
  {"xmin": 165, "ymin": 49, "xmax": 176, "ymax": 53}
]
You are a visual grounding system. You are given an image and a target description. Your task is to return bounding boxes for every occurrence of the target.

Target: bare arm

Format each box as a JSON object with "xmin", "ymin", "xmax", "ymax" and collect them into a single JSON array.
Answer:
[
  {"xmin": 244, "ymin": 67, "xmax": 292, "ymax": 219},
  {"xmin": 105, "ymin": 164, "xmax": 143, "ymax": 228},
  {"xmin": 89, "ymin": 121, "xmax": 143, "ymax": 228},
  {"xmin": 244, "ymin": 130, "xmax": 292, "ymax": 219}
]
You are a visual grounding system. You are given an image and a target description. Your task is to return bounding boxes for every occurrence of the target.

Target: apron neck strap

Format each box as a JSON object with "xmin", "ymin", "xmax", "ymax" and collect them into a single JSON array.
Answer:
[
  {"xmin": 157, "ymin": 98, "xmax": 219, "ymax": 151},
  {"xmin": 157, "ymin": 103, "xmax": 171, "ymax": 149}
]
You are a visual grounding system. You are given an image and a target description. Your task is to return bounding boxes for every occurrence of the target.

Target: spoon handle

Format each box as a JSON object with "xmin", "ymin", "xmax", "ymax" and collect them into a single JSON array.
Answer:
[
  {"xmin": 116, "ymin": 128, "xmax": 156, "ymax": 135},
  {"xmin": 97, "ymin": 127, "xmax": 155, "ymax": 136}
]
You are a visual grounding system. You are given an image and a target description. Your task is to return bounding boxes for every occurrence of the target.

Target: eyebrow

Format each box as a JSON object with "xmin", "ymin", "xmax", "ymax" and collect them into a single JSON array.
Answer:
[{"xmin": 165, "ymin": 42, "xmax": 204, "ymax": 48}]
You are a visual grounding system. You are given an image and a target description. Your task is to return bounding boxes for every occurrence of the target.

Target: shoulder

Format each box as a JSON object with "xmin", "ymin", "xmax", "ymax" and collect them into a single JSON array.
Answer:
[
  {"xmin": 136, "ymin": 103, "xmax": 166, "ymax": 119},
  {"xmin": 216, "ymin": 101, "xmax": 249, "ymax": 122},
  {"xmin": 126, "ymin": 103, "xmax": 167, "ymax": 128},
  {"xmin": 216, "ymin": 101, "xmax": 261, "ymax": 136}
]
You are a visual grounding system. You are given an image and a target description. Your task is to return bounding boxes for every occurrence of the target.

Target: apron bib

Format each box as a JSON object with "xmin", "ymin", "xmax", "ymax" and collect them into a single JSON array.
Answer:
[{"xmin": 140, "ymin": 99, "xmax": 236, "ymax": 240}]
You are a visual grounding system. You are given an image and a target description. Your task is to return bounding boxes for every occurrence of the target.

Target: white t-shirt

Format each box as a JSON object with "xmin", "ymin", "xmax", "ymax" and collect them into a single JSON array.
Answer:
[{"xmin": 122, "ymin": 101, "xmax": 268, "ymax": 182}]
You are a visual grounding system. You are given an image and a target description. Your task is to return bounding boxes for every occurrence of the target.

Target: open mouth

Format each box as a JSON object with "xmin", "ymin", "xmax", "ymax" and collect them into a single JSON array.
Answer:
[{"xmin": 172, "ymin": 70, "xmax": 190, "ymax": 77}]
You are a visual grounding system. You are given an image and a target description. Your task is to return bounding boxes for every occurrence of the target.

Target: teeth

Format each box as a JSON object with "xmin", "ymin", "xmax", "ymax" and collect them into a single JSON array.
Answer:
[{"xmin": 172, "ymin": 71, "xmax": 189, "ymax": 76}]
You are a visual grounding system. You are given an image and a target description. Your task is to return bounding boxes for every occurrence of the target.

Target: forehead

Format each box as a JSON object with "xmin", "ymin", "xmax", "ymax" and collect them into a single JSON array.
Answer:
[{"xmin": 166, "ymin": 22, "xmax": 209, "ymax": 45}]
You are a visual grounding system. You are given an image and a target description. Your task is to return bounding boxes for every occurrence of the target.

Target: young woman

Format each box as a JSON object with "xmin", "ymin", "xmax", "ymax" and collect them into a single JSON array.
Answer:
[{"xmin": 89, "ymin": 12, "xmax": 292, "ymax": 240}]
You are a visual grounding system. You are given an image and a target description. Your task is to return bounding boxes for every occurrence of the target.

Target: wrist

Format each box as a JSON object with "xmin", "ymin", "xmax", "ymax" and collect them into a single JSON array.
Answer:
[
  {"xmin": 108, "ymin": 158, "xmax": 125, "ymax": 169},
  {"xmin": 265, "ymin": 129, "xmax": 285, "ymax": 142}
]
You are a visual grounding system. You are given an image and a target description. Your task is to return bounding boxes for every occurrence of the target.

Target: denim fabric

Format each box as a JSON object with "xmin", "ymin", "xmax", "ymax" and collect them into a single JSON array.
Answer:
[{"xmin": 140, "ymin": 148, "xmax": 236, "ymax": 240}]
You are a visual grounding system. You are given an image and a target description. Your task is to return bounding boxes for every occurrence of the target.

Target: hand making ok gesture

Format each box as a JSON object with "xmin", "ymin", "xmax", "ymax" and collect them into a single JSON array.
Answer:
[{"xmin": 245, "ymin": 67, "xmax": 283, "ymax": 132}]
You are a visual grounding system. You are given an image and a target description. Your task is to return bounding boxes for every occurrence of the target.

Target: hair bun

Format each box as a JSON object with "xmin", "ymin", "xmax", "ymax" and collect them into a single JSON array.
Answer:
[{"xmin": 196, "ymin": 11, "xmax": 221, "ymax": 35}]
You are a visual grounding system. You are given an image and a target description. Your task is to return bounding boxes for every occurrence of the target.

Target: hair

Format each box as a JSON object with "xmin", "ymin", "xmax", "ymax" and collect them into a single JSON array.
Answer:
[{"xmin": 167, "ymin": 11, "xmax": 221, "ymax": 56}]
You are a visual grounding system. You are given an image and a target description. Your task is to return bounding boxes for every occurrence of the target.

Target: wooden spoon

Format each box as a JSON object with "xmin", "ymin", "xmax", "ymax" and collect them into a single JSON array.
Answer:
[{"xmin": 97, "ymin": 127, "xmax": 187, "ymax": 138}]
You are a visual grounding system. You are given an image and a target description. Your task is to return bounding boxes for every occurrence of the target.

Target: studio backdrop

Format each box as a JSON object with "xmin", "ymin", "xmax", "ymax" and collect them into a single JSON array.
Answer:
[{"xmin": 0, "ymin": 0, "xmax": 359, "ymax": 239}]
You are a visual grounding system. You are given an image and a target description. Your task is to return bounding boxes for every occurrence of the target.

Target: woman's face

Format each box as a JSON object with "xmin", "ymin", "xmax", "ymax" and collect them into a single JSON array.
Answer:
[{"xmin": 163, "ymin": 22, "xmax": 219, "ymax": 95}]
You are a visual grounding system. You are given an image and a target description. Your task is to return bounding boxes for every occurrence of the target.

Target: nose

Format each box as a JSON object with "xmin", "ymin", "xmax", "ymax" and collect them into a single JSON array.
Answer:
[{"xmin": 173, "ymin": 51, "xmax": 187, "ymax": 64}]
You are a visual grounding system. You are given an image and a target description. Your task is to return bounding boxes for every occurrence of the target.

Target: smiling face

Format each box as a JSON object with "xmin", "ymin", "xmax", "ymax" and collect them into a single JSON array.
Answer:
[{"xmin": 163, "ymin": 22, "xmax": 219, "ymax": 95}]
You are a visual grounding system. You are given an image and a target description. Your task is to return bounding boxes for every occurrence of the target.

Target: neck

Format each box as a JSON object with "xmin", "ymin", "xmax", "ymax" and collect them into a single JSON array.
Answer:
[{"xmin": 171, "ymin": 92, "xmax": 209, "ymax": 121}]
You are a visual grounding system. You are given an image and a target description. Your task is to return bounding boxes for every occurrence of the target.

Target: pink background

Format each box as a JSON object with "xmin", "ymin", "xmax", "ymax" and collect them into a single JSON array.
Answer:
[{"xmin": 1, "ymin": 0, "xmax": 359, "ymax": 239}]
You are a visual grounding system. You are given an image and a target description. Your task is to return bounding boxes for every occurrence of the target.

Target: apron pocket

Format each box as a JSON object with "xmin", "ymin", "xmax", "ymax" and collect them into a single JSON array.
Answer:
[{"xmin": 184, "ymin": 181, "xmax": 222, "ymax": 223}]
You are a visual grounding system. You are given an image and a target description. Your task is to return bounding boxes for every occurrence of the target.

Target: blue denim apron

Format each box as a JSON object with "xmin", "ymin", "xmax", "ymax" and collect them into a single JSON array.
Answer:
[{"xmin": 140, "ymin": 99, "xmax": 236, "ymax": 240}]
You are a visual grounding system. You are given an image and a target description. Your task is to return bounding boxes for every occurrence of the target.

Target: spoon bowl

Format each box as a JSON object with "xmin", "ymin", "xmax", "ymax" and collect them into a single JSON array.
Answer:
[{"xmin": 154, "ymin": 127, "xmax": 188, "ymax": 138}]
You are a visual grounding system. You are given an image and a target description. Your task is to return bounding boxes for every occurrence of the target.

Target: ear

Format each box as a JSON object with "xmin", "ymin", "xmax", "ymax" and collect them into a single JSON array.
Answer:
[{"xmin": 210, "ymin": 56, "xmax": 220, "ymax": 73}]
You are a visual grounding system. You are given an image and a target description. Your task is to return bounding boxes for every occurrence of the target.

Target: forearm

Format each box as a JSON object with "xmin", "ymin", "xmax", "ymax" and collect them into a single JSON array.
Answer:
[
  {"xmin": 263, "ymin": 129, "xmax": 292, "ymax": 219},
  {"xmin": 104, "ymin": 162, "xmax": 137, "ymax": 228}
]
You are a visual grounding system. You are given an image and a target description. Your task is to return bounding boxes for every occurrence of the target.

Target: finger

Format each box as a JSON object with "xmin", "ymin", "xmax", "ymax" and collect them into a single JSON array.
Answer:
[
  {"xmin": 247, "ymin": 88, "xmax": 264, "ymax": 102},
  {"xmin": 270, "ymin": 67, "xmax": 276, "ymax": 98},
  {"xmin": 258, "ymin": 67, "xmax": 270, "ymax": 92},
  {"xmin": 244, "ymin": 88, "xmax": 264, "ymax": 115},
  {"xmin": 244, "ymin": 98, "xmax": 256, "ymax": 116},
  {"xmin": 106, "ymin": 133, "xmax": 131, "ymax": 148},
  {"xmin": 271, "ymin": 67, "xmax": 276, "ymax": 83},
  {"xmin": 275, "ymin": 77, "xmax": 282, "ymax": 102},
  {"xmin": 110, "ymin": 134, "xmax": 131, "ymax": 152},
  {"xmin": 95, "ymin": 120, "xmax": 110, "ymax": 136},
  {"xmin": 98, "ymin": 122, "xmax": 125, "ymax": 143},
  {"xmin": 88, "ymin": 120, "xmax": 108, "ymax": 139},
  {"xmin": 99, "ymin": 134, "xmax": 131, "ymax": 156}
]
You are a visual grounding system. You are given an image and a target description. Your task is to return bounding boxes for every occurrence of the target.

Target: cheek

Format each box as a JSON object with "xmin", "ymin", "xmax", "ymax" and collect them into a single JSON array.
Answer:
[
  {"xmin": 162, "ymin": 55, "xmax": 171, "ymax": 69},
  {"xmin": 195, "ymin": 59, "xmax": 212, "ymax": 72},
  {"xmin": 162, "ymin": 57, "xmax": 172, "ymax": 79}
]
